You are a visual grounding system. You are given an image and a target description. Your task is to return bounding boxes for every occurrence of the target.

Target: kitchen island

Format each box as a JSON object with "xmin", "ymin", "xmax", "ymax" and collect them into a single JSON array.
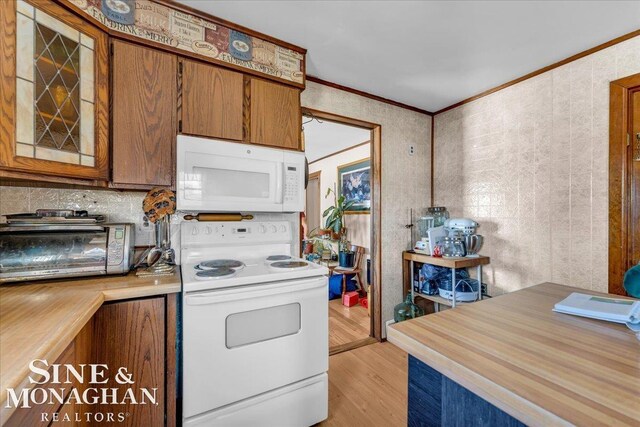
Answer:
[
  {"xmin": 0, "ymin": 271, "xmax": 181, "ymax": 425},
  {"xmin": 387, "ymin": 283, "xmax": 640, "ymax": 427}
]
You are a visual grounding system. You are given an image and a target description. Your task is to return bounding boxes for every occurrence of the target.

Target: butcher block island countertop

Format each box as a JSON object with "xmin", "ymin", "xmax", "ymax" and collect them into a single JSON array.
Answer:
[
  {"xmin": 387, "ymin": 282, "xmax": 640, "ymax": 427},
  {"xmin": 0, "ymin": 271, "xmax": 181, "ymax": 414}
]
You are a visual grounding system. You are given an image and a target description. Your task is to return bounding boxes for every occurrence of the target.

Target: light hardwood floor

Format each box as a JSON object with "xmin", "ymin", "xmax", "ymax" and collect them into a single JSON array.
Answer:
[
  {"xmin": 319, "ymin": 342, "xmax": 408, "ymax": 426},
  {"xmin": 329, "ymin": 298, "xmax": 371, "ymax": 349}
]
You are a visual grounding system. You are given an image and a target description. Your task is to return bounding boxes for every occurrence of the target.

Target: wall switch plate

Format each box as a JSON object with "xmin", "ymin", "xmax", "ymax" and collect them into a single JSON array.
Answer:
[{"xmin": 409, "ymin": 145, "xmax": 415, "ymax": 156}]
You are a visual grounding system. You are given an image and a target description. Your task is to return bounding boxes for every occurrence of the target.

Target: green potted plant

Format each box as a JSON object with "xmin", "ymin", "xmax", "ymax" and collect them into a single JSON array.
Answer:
[
  {"xmin": 313, "ymin": 238, "xmax": 335, "ymax": 261},
  {"xmin": 322, "ymin": 184, "xmax": 355, "ymax": 240},
  {"xmin": 302, "ymin": 228, "xmax": 318, "ymax": 255},
  {"xmin": 338, "ymin": 233, "xmax": 355, "ymax": 268}
]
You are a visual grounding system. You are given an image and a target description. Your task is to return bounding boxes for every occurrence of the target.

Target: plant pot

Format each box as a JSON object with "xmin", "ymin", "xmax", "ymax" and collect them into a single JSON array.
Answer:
[
  {"xmin": 302, "ymin": 240, "xmax": 314, "ymax": 254},
  {"xmin": 339, "ymin": 251, "xmax": 355, "ymax": 268},
  {"xmin": 318, "ymin": 228, "xmax": 332, "ymax": 239}
]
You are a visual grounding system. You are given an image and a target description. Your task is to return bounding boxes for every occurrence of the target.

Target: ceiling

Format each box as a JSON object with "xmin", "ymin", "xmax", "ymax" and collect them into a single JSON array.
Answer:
[
  {"xmin": 178, "ymin": 1, "xmax": 640, "ymax": 112},
  {"xmin": 303, "ymin": 119, "xmax": 370, "ymax": 162}
]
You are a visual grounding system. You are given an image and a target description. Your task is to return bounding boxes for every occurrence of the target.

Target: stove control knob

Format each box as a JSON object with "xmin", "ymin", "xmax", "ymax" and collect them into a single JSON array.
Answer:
[
  {"xmin": 204, "ymin": 226, "xmax": 212, "ymax": 235},
  {"xmin": 258, "ymin": 225, "xmax": 266, "ymax": 234},
  {"xmin": 269, "ymin": 225, "xmax": 277, "ymax": 233},
  {"xmin": 191, "ymin": 228, "xmax": 198, "ymax": 236},
  {"xmin": 279, "ymin": 225, "xmax": 286, "ymax": 232}
]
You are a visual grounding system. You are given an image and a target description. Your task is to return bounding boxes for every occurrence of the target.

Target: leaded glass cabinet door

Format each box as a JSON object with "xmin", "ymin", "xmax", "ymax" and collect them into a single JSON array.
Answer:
[{"xmin": 0, "ymin": 0, "xmax": 108, "ymax": 181}]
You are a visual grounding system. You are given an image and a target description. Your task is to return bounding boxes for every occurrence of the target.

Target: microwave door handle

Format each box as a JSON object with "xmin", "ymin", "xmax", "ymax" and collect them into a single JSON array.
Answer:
[
  {"xmin": 304, "ymin": 157, "xmax": 309, "ymax": 189},
  {"xmin": 275, "ymin": 163, "xmax": 284, "ymax": 203}
]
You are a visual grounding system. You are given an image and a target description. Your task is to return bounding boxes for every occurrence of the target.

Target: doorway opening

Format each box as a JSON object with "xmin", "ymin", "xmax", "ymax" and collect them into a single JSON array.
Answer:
[
  {"xmin": 609, "ymin": 73, "xmax": 640, "ymax": 296},
  {"xmin": 301, "ymin": 108, "xmax": 382, "ymax": 354}
]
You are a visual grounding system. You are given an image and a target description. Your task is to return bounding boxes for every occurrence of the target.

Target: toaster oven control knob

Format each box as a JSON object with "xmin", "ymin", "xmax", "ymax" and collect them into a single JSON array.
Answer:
[
  {"xmin": 279, "ymin": 225, "xmax": 286, "ymax": 232},
  {"xmin": 269, "ymin": 225, "xmax": 277, "ymax": 233},
  {"xmin": 258, "ymin": 225, "xmax": 266, "ymax": 234}
]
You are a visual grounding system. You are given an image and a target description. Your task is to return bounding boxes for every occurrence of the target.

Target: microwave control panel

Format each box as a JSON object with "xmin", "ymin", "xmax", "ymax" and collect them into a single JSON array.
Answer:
[{"xmin": 284, "ymin": 164, "xmax": 300, "ymax": 203}]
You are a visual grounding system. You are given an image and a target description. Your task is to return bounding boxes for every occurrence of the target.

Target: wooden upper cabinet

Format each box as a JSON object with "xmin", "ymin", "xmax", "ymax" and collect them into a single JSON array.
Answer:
[
  {"xmin": 0, "ymin": 0, "xmax": 109, "ymax": 181},
  {"xmin": 249, "ymin": 78, "xmax": 301, "ymax": 150},
  {"xmin": 180, "ymin": 59, "xmax": 243, "ymax": 141},
  {"xmin": 111, "ymin": 39, "xmax": 176, "ymax": 188}
]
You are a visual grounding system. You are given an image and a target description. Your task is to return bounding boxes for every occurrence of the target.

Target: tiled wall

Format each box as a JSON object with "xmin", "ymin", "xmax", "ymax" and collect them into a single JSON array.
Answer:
[
  {"xmin": 434, "ymin": 36, "xmax": 640, "ymax": 295},
  {"xmin": 302, "ymin": 81, "xmax": 432, "ymax": 329}
]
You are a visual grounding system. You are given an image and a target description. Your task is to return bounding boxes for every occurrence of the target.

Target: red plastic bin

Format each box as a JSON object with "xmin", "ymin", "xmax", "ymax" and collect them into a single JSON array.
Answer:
[{"xmin": 342, "ymin": 291, "xmax": 359, "ymax": 307}]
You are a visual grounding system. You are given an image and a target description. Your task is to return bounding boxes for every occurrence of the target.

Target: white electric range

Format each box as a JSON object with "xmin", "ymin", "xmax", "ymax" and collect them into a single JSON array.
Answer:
[{"xmin": 181, "ymin": 220, "xmax": 329, "ymax": 427}]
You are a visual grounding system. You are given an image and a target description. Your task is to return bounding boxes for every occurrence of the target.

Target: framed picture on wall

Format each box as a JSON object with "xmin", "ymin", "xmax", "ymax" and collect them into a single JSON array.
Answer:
[{"xmin": 337, "ymin": 158, "xmax": 371, "ymax": 214}]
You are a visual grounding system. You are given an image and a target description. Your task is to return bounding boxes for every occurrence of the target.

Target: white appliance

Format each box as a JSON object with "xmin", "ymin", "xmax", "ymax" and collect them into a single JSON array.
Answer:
[
  {"xmin": 181, "ymin": 220, "xmax": 329, "ymax": 426},
  {"xmin": 444, "ymin": 218, "xmax": 484, "ymax": 257},
  {"xmin": 444, "ymin": 218, "xmax": 478, "ymax": 236},
  {"xmin": 176, "ymin": 135, "xmax": 306, "ymax": 212}
]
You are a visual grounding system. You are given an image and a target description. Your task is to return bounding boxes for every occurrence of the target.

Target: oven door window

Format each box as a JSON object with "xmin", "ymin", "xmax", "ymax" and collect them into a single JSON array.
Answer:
[
  {"xmin": 0, "ymin": 231, "xmax": 107, "ymax": 275},
  {"xmin": 226, "ymin": 303, "xmax": 301, "ymax": 349}
]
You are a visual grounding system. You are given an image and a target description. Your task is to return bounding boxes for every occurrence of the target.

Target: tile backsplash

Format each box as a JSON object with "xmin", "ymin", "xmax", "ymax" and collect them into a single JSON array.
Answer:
[
  {"xmin": 0, "ymin": 185, "xmax": 300, "ymax": 259},
  {"xmin": 0, "ymin": 185, "xmax": 154, "ymax": 243}
]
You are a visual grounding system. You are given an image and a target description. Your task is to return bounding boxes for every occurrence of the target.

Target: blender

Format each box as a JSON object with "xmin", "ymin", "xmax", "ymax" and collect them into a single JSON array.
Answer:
[{"xmin": 413, "ymin": 216, "xmax": 434, "ymax": 254}]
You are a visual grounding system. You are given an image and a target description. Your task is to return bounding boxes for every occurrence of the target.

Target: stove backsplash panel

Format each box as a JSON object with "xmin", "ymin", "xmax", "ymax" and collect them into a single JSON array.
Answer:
[{"xmin": 0, "ymin": 186, "xmax": 300, "ymax": 261}]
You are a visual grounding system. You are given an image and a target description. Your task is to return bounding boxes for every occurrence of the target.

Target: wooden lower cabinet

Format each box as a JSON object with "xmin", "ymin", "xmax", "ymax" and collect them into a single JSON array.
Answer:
[
  {"xmin": 4, "ymin": 337, "xmax": 76, "ymax": 427},
  {"xmin": 49, "ymin": 397, "xmax": 77, "ymax": 427},
  {"xmin": 92, "ymin": 297, "xmax": 167, "ymax": 426},
  {"xmin": 5, "ymin": 294, "xmax": 177, "ymax": 427}
]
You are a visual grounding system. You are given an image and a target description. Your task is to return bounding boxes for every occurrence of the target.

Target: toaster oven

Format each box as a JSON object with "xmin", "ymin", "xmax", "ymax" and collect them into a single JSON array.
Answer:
[{"xmin": 0, "ymin": 223, "xmax": 134, "ymax": 283}]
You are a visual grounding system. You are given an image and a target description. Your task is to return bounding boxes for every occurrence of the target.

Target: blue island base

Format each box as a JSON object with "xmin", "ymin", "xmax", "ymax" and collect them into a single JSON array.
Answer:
[{"xmin": 408, "ymin": 355, "xmax": 526, "ymax": 427}]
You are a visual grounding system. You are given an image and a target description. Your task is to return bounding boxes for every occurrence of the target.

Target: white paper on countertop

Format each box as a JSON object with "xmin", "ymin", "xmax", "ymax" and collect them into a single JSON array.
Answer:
[{"xmin": 553, "ymin": 292, "xmax": 640, "ymax": 341}]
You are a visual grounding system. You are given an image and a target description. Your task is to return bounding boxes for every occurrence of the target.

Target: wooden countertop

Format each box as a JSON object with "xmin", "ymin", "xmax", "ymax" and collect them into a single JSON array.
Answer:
[
  {"xmin": 387, "ymin": 283, "xmax": 640, "ymax": 427},
  {"xmin": 0, "ymin": 271, "xmax": 181, "ymax": 414}
]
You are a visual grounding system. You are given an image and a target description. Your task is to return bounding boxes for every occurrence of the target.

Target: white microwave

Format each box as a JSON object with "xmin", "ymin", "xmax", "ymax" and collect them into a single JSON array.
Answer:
[{"xmin": 177, "ymin": 135, "xmax": 307, "ymax": 212}]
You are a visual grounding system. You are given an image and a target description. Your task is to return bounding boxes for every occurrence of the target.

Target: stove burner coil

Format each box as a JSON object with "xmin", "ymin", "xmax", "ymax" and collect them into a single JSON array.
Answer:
[
  {"xmin": 198, "ymin": 259, "xmax": 244, "ymax": 270},
  {"xmin": 195, "ymin": 268, "xmax": 237, "ymax": 279},
  {"xmin": 266, "ymin": 255, "xmax": 292, "ymax": 261},
  {"xmin": 270, "ymin": 261, "xmax": 309, "ymax": 269}
]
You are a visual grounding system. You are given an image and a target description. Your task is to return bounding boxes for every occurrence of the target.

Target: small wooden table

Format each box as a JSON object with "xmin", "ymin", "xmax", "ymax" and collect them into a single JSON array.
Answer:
[
  {"xmin": 318, "ymin": 260, "xmax": 339, "ymax": 274},
  {"xmin": 403, "ymin": 251, "xmax": 490, "ymax": 308}
]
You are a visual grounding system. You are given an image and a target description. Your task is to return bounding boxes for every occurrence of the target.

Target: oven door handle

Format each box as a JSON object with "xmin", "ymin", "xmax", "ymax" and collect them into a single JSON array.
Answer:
[{"xmin": 185, "ymin": 277, "xmax": 326, "ymax": 305}]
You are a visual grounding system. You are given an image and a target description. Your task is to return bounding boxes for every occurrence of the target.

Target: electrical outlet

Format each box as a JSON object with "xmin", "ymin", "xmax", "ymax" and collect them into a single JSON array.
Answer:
[
  {"xmin": 135, "ymin": 216, "xmax": 154, "ymax": 246},
  {"xmin": 409, "ymin": 145, "xmax": 415, "ymax": 156}
]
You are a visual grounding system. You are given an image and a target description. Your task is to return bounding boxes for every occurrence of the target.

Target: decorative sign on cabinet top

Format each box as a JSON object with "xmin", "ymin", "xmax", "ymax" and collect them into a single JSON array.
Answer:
[{"xmin": 67, "ymin": 0, "xmax": 305, "ymax": 85}]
